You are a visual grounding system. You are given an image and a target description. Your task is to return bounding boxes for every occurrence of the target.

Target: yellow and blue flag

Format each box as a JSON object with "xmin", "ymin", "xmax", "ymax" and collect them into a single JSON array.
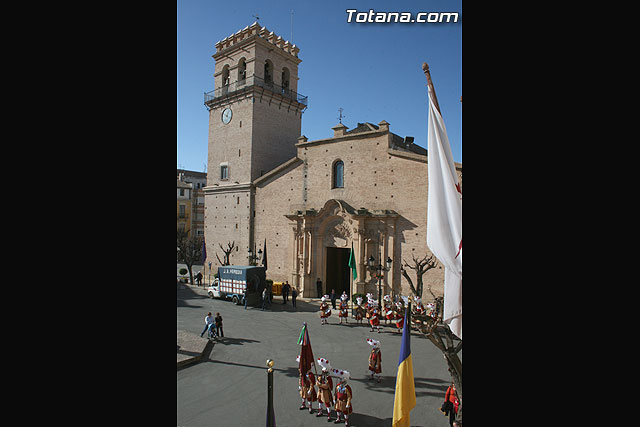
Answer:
[{"xmin": 392, "ymin": 305, "xmax": 416, "ymax": 427}]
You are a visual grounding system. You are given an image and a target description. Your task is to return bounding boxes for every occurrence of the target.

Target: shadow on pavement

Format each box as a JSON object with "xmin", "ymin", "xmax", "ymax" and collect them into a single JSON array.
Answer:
[
  {"xmin": 253, "ymin": 299, "xmax": 320, "ymax": 313},
  {"xmin": 350, "ymin": 375, "xmax": 449, "ymax": 398},
  {"xmin": 213, "ymin": 337, "xmax": 261, "ymax": 346},
  {"xmin": 347, "ymin": 413, "xmax": 393, "ymax": 426}
]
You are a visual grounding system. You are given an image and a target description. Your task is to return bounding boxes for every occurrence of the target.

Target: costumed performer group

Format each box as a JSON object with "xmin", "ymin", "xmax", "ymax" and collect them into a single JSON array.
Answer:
[{"xmin": 298, "ymin": 355, "xmax": 353, "ymax": 426}]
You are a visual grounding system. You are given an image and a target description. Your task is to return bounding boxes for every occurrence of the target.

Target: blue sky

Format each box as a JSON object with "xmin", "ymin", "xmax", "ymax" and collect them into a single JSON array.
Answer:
[{"xmin": 177, "ymin": 0, "xmax": 461, "ymax": 172}]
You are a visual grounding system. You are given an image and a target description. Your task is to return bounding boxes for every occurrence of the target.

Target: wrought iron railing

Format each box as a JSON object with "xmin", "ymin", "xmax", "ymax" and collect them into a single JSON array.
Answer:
[{"xmin": 204, "ymin": 75, "xmax": 308, "ymax": 107}]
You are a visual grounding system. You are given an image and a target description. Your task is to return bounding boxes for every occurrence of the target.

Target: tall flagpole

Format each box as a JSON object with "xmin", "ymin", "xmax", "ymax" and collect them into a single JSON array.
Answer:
[{"xmin": 422, "ymin": 63, "xmax": 441, "ymax": 114}]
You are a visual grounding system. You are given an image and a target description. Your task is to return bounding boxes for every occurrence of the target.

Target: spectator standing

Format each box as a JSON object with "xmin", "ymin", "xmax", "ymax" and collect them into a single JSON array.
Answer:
[
  {"xmin": 330, "ymin": 289, "xmax": 337, "ymax": 310},
  {"xmin": 316, "ymin": 278, "xmax": 322, "ymax": 298},
  {"xmin": 195, "ymin": 271, "xmax": 203, "ymax": 286},
  {"xmin": 291, "ymin": 287, "xmax": 298, "ymax": 308},
  {"xmin": 214, "ymin": 312, "xmax": 224, "ymax": 338},
  {"xmin": 244, "ymin": 288, "xmax": 249, "ymax": 309},
  {"xmin": 262, "ymin": 287, "xmax": 268, "ymax": 310},
  {"xmin": 284, "ymin": 281, "xmax": 291, "ymax": 304}
]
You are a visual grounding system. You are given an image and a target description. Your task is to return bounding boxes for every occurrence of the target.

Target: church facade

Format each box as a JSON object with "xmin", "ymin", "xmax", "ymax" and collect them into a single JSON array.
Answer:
[{"xmin": 203, "ymin": 22, "xmax": 461, "ymax": 299}]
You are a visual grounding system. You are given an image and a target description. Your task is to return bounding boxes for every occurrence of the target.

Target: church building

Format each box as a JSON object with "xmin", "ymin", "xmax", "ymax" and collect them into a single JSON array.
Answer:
[{"xmin": 203, "ymin": 22, "xmax": 461, "ymax": 299}]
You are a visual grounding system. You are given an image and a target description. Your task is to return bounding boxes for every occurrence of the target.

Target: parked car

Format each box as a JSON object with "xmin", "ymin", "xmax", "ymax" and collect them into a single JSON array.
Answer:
[{"xmin": 207, "ymin": 278, "xmax": 222, "ymax": 299}]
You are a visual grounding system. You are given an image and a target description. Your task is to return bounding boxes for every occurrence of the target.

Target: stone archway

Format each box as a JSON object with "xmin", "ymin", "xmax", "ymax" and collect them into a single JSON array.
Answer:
[{"xmin": 285, "ymin": 199, "xmax": 399, "ymax": 298}]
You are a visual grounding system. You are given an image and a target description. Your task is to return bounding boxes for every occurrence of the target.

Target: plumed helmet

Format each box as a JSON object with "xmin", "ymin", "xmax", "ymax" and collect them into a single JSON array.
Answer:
[
  {"xmin": 317, "ymin": 357, "xmax": 332, "ymax": 371},
  {"xmin": 331, "ymin": 368, "xmax": 351, "ymax": 382},
  {"xmin": 366, "ymin": 338, "xmax": 380, "ymax": 348},
  {"xmin": 356, "ymin": 296, "xmax": 363, "ymax": 305}
]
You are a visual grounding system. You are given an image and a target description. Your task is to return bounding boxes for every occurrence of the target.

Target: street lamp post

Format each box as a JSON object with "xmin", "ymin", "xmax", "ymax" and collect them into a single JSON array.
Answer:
[
  {"xmin": 367, "ymin": 254, "xmax": 392, "ymax": 311},
  {"xmin": 248, "ymin": 247, "xmax": 263, "ymax": 266},
  {"xmin": 208, "ymin": 261, "xmax": 212, "ymax": 286}
]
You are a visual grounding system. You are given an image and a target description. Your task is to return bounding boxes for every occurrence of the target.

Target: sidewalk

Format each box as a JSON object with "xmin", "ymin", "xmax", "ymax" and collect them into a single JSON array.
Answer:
[
  {"xmin": 180, "ymin": 282, "xmax": 323, "ymax": 307},
  {"xmin": 177, "ymin": 330, "xmax": 214, "ymax": 370}
]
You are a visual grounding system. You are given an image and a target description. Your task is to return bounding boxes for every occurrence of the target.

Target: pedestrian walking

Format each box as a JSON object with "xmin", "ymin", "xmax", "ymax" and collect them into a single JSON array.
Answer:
[
  {"xmin": 244, "ymin": 288, "xmax": 248, "ymax": 309},
  {"xmin": 291, "ymin": 287, "xmax": 298, "ymax": 308},
  {"xmin": 195, "ymin": 271, "xmax": 203, "ymax": 286},
  {"xmin": 441, "ymin": 382, "xmax": 459, "ymax": 426},
  {"xmin": 330, "ymin": 289, "xmax": 337, "ymax": 310},
  {"xmin": 214, "ymin": 312, "xmax": 224, "ymax": 338},
  {"xmin": 316, "ymin": 278, "xmax": 322, "ymax": 298},
  {"xmin": 200, "ymin": 312, "xmax": 215, "ymax": 337},
  {"xmin": 262, "ymin": 287, "xmax": 268, "ymax": 311}
]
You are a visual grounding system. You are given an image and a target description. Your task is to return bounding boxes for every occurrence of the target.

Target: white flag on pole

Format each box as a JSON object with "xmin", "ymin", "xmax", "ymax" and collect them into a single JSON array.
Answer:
[{"xmin": 426, "ymin": 86, "xmax": 462, "ymax": 339}]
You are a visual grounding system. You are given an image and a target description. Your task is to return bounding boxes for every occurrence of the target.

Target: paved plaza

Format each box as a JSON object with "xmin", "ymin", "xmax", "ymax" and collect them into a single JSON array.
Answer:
[{"xmin": 177, "ymin": 283, "xmax": 453, "ymax": 427}]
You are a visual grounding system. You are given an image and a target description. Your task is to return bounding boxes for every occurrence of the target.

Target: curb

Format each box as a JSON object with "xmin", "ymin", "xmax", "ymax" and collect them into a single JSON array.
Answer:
[{"xmin": 177, "ymin": 339, "xmax": 215, "ymax": 370}]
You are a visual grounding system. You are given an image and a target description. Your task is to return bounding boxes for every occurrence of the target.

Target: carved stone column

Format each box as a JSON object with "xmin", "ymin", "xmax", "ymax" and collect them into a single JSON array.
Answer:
[
  {"xmin": 355, "ymin": 222, "xmax": 367, "ymax": 294},
  {"xmin": 387, "ymin": 220, "xmax": 396, "ymax": 296}
]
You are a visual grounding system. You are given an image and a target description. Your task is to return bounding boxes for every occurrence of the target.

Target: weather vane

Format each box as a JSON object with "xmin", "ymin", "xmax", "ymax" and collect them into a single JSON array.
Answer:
[
  {"xmin": 337, "ymin": 107, "xmax": 345, "ymax": 124},
  {"xmin": 253, "ymin": 14, "xmax": 260, "ymax": 23}
]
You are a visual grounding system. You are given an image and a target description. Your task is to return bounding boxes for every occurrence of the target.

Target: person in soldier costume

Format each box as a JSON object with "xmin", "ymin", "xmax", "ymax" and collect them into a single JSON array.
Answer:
[
  {"xmin": 320, "ymin": 296, "xmax": 331, "ymax": 325},
  {"xmin": 338, "ymin": 293, "xmax": 349, "ymax": 324},
  {"xmin": 296, "ymin": 355, "xmax": 317, "ymax": 414},
  {"xmin": 315, "ymin": 358, "xmax": 334, "ymax": 420},
  {"xmin": 366, "ymin": 338, "xmax": 382, "ymax": 382},
  {"xmin": 383, "ymin": 295, "xmax": 394, "ymax": 325},
  {"xmin": 331, "ymin": 368, "xmax": 353, "ymax": 426},
  {"xmin": 369, "ymin": 303, "xmax": 381, "ymax": 333},
  {"xmin": 354, "ymin": 296, "xmax": 365, "ymax": 325}
]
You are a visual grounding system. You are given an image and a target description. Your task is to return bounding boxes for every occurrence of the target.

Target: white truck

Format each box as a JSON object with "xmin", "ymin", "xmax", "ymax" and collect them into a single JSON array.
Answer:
[{"xmin": 209, "ymin": 265, "xmax": 267, "ymax": 306}]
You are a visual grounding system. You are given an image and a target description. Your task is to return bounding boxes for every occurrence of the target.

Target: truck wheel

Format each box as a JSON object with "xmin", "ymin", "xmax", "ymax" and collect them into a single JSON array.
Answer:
[
  {"xmin": 232, "ymin": 295, "xmax": 239, "ymax": 305},
  {"xmin": 208, "ymin": 292, "xmax": 214, "ymax": 298}
]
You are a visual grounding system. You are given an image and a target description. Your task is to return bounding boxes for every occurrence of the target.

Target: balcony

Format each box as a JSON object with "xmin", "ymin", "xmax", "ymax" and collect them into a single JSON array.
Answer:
[{"xmin": 204, "ymin": 75, "xmax": 308, "ymax": 110}]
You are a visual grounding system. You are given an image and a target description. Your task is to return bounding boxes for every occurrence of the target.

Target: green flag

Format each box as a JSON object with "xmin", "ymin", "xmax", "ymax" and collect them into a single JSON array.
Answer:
[{"xmin": 348, "ymin": 242, "xmax": 357, "ymax": 280}]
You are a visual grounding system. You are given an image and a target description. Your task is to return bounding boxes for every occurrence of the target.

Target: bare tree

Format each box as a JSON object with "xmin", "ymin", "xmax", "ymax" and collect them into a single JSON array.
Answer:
[
  {"xmin": 400, "ymin": 252, "xmax": 438, "ymax": 300},
  {"xmin": 177, "ymin": 229, "xmax": 204, "ymax": 286},
  {"xmin": 215, "ymin": 241, "xmax": 235, "ymax": 266}
]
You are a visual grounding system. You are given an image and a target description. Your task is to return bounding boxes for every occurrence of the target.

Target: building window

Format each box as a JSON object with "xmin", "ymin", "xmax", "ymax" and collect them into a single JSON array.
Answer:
[
  {"xmin": 264, "ymin": 60, "xmax": 273, "ymax": 84},
  {"xmin": 179, "ymin": 188, "xmax": 184, "ymax": 196},
  {"xmin": 222, "ymin": 65, "xmax": 230, "ymax": 87},
  {"xmin": 238, "ymin": 58, "xmax": 247, "ymax": 82},
  {"xmin": 179, "ymin": 205, "xmax": 186, "ymax": 218},
  {"xmin": 332, "ymin": 160, "xmax": 344, "ymax": 188},
  {"xmin": 281, "ymin": 67, "xmax": 290, "ymax": 92},
  {"xmin": 220, "ymin": 165, "xmax": 229, "ymax": 180}
]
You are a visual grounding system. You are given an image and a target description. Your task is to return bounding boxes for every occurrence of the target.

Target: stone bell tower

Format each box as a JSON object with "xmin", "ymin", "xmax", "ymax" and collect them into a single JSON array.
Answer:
[{"xmin": 203, "ymin": 22, "xmax": 308, "ymax": 269}]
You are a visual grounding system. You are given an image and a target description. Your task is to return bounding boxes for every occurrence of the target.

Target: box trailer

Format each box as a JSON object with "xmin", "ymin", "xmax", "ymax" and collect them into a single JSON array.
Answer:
[{"xmin": 217, "ymin": 266, "xmax": 267, "ymax": 306}]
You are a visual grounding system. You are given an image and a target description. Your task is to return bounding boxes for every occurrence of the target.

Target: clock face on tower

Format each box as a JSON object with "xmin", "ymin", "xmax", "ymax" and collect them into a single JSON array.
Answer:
[{"xmin": 221, "ymin": 108, "xmax": 232, "ymax": 125}]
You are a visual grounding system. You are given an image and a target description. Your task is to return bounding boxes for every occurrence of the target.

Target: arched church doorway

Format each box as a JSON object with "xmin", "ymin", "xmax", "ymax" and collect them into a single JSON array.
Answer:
[{"xmin": 325, "ymin": 247, "xmax": 351, "ymax": 298}]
